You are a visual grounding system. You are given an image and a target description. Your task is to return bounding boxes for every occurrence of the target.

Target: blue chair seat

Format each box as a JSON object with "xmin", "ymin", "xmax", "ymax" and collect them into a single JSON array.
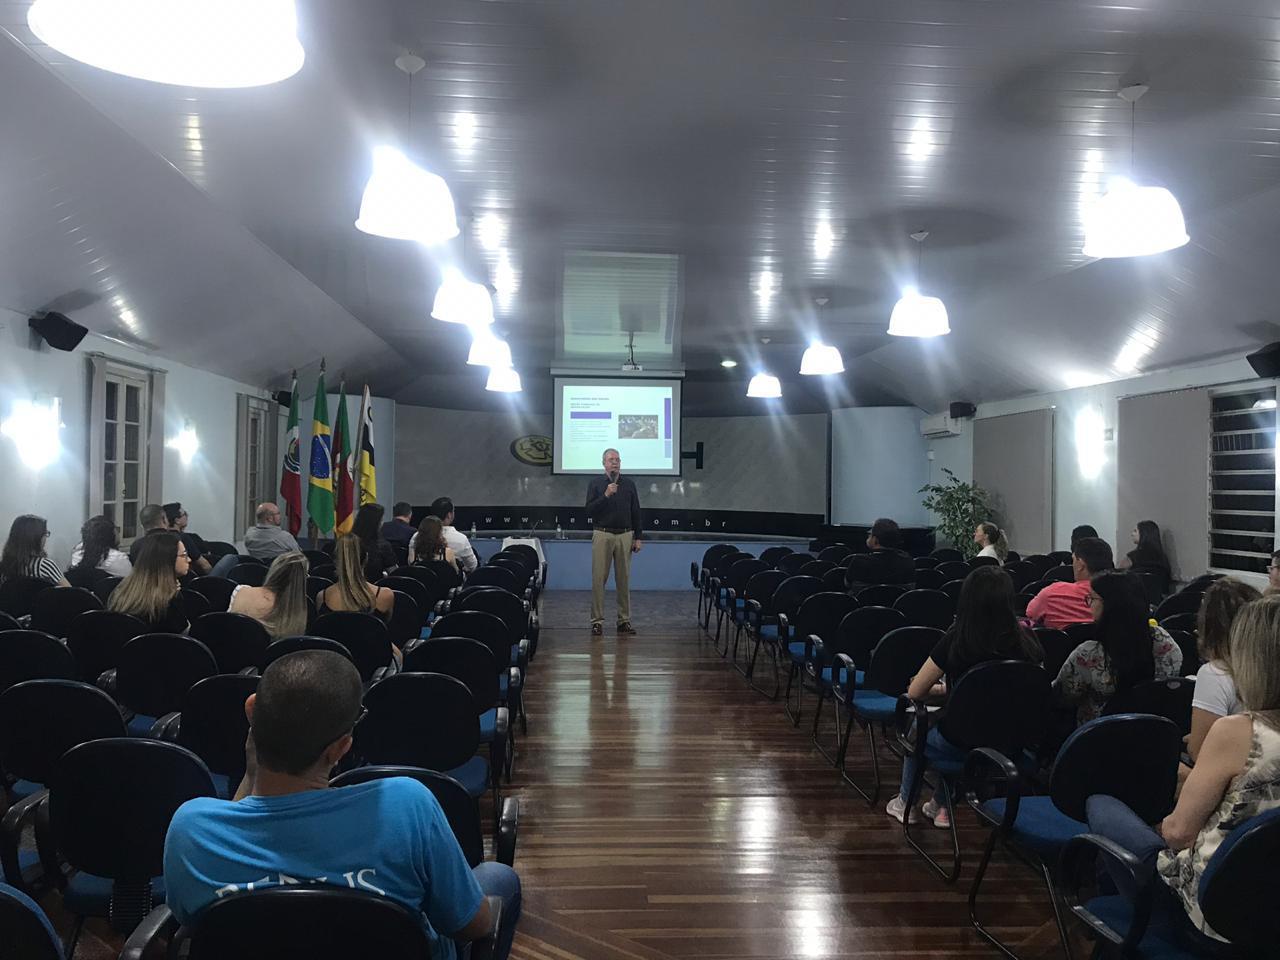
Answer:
[
  {"xmin": 8, "ymin": 780, "xmax": 42, "ymax": 802},
  {"xmin": 758, "ymin": 623, "xmax": 779, "ymax": 641},
  {"xmin": 64, "ymin": 872, "xmax": 166, "ymax": 917},
  {"xmin": 851, "ymin": 689, "xmax": 897, "ymax": 720},
  {"xmin": 126, "ymin": 713, "xmax": 158, "ymax": 737},
  {"xmin": 478, "ymin": 708, "xmax": 497, "ymax": 740},
  {"xmin": 444, "ymin": 756, "xmax": 490, "ymax": 798},
  {"xmin": 981, "ymin": 796, "xmax": 1086, "ymax": 858},
  {"xmin": 510, "ymin": 648, "xmax": 520, "ymax": 667},
  {"xmin": 787, "ymin": 641, "xmax": 808, "ymax": 665}
]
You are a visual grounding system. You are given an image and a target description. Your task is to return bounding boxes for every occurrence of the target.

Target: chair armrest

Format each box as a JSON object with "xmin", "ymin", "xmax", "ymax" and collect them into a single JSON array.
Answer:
[
  {"xmin": 401, "ymin": 636, "xmax": 424, "ymax": 657},
  {"xmin": 236, "ymin": 665, "xmax": 259, "ymax": 677},
  {"xmin": 726, "ymin": 587, "xmax": 737, "ymax": 603},
  {"xmin": 805, "ymin": 635, "xmax": 823, "ymax": 676},
  {"xmin": 1057, "ymin": 834, "xmax": 1154, "ymax": 952},
  {"xmin": 508, "ymin": 667, "xmax": 522, "ymax": 692},
  {"xmin": 149, "ymin": 712, "xmax": 181, "ymax": 740},
  {"xmin": 494, "ymin": 707, "xmax": 509, "ymax": 738},
  {"xmin": 1, "ymin": 788, "xmax": 48, "ymax": 891},
  {"xmin": 832, "ymin": 653, "xmax": 858, "ymax": 702},
  {"xmin": 96, "ymin": 667, "xmax": 118, "ymax": 697},
  {"xmin": 962, "ymin": 748, "xmax": 1024, "ymax": 831},
  {"xmin": 120, "ymin": 903, "xmax": 178, "ymax": 960},
  {"xmin": 517, "ymin": 639, "xmax": 530, "ymax": 664},
  {"xmin": 466, "ymin": 895, "xmax": 505, "ymax": 960},
  {"xmin": 776, "ymin": 612, "xmax": 789, "ymax": 642},
  {"xmin": 496, "ymin": 797, "xmax": 519, "ymax": 866},
  {"xmin": 33, "ymin": 795, "xmax": 63, "ymax": 892}
]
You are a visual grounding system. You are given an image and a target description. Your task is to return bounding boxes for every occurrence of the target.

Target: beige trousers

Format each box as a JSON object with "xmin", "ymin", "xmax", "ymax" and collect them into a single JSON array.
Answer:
[{"xmin": 591, "ymin": 529, "xmax": 633, "ymax": 625}]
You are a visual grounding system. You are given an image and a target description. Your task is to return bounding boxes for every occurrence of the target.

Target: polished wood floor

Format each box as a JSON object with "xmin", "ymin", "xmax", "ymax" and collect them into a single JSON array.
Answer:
[{"xmin": 46, "ymin": 590, "xmax": 1073, "ymax": 959}]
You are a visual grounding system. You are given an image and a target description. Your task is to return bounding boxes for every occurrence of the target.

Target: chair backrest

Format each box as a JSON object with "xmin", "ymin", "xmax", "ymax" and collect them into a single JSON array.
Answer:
[
  {"xmin": 1033, "ymin": 628, "xmax": 1076, "ymax": 678},
  {"xmin": 1153, "ymin": 590, "xmax": 1204, "ymax": 621},
  {"xmin": 795, "ymin": 592, "xmax": 860, "ymax": 649},
  {"xmin": 930, "ymin": 548, "xmax": 963, "ymax": 562},
  {"xmin": 1002, "ymin": 561, "xmax": 1039, "ymax": 591},
  {"xmin": 817, "ymin": 545, "xmax": 851, "ymax": 564},
  {"xmin": 356, "ymin": 673, "xmax": 478, "ymax": 771},
  {"xmin": 1022, "ymin": 554, "xmax": 1055, "ymax": 577},
  {"xmin": 1198, "ymin": 807, "xmax": 1280, "ymax": 951},
  {"xmin": 383, "ymin": 565, "xmax": 443, "ymax": 605},
  {"xmin": 937, "ymin": 660, "xmax": 1050, "ymax": 755},
  {"xmin": 402, "ymin": 637, "xmax": 499, "ymax": 712},
  {"xmin": 968, "ymin": 555, "xmax": 1000, "ymax": 569},
  {"xmin": 1044, "ymin": 564, "xmax": 1074, "ymax": 583},
  {"xmin": 177, "ymin": 675, "xmax": 259, "ymax": 781},
  {"xmin": 777, "ymin": 553, "xmax": 815, "ymax": 576},
  {"xmin": 186, "ymin": 576, "xmax": 237, "ymax": 612},
  {"xmin": 91, "ymin": 576, "xmax": 123, "ymax": 605},
  {"xmin": 913, "ymin": 568, "xmax": 945, "ymax": 590},
  {"xmin": 310, "ymin": 613, "xmax": 393, "ymax": 681},
  {"xmin": 700, "ymin": 543, "xmax": 737, "ymax": 574},
  {"xmin": 302, "ymin": 549, "xmax": 332, "ymax": 567},
  {"xmin": 311, "ymin": 563, "xmax": 338, "ymax": 582},
  {"xmin": 226, "ymin": 564, "xmax": 268, "ymax": 587},
  {"xmin": 429, "ymin": 611, "xmax": 511, "ymax": 665},
  {"xmin": 454, "ymin": 589, "xmax": 525, "ymax": 645},
  {"xmin": 726, "ymin": 559, "xmax": 770, "ymax": 595},
  {"xmin": 0, "ymin": 679, "xmax": 127, "ymax": 784},
  {"xmin": 768, "ymin": 576, "xmax": 825, "ymax": 619},
  {"xmin": 0, "ymin": 577, "xmax": 53, "ymax": 617},
  {"xmin": 189, "ymin": 612, "xmax": 273, "ymax": 673},
  {"xmin": 65, "ymin": 610, "xmax": 148, "ymax": 682},
  {"xmin": 1064, "ymin": 621, "xmax": 1096, "ymax": 646},
  {"xmin": 500, "ymin": 543, "xmax": 540, "ymax": 570},
  {"xmin": 465, "ymin": 566, "xmax": 521, "ymax": 595},
  {"xmin": 1159, "ymin": 611, "xmax": 1197, "ymax": 635},
  {"xmin": 821, "ymin": 568, "xmax": 847, "ymax": 592},
  {"xmin": 935, "ymin": 560, "xmax": 971, "ymax": 582},
  {"xmin": 759, "ymin": 546, "xmax": 794, "ymax": 567},
  {"xmin": 181, "ymin": 886, "xmax": 433, "ymax": 960},
  {"xmin": 50, "ymin": 738, "xmax": 216, "ymax": 881},
  {"xmin": 487, "ymin": 555, "xmax": 532, "ymax": 584},
  {"xmin": 1004, "ymin": 551, "xmax": 1021, "ymax": 564},
  {"xmin": 1047, "ymin": 550, "xmax": 1074, "ymax": 566},
  {"xmin": 1166, "ymin": 629, "xmax": 1200, "ymax": 676},
  {"xmin": 712, "ymin": 551, "xmax": 752, "ymax": 579},
  {"xmin": 856, "ymin": 583, "xmax": 906, "ymax": 607},
  {"xmin": 383, "ymin": 592, "xmax": 422, "ymax": 648},
  {"xmin": 1181, "ymin": 573, "xmax": 1223, "ymax": 594},
  {"xmin": 864, "ymin": 626, "xmax": 943, "ymax": 697},
  {"xmin": 1102, "ymin": 677, "xmax": 1196, "ymax": 735},
  {"xmin": 914, "ymin": 555, "xmax": 940, "ymax": 570},
  {"xmin": 798, "ymin": 560, "xmax": 836, "ymax": 578},
  {"xmin": 1134, "ymin": 571, "xmax": 1166, "ymax": 606},
  {"xmin": 940, "ymin": 579, "xmax": 965, "ymax": 606},
  {"xmin": 330, "ymin": 766, "xmax": 485, "ymax": 868},
  {"xmin": 261, "ymin": 636, "xmax": 355, "ymax": 671},
  {"xmin": 742, "ymin": 570, "xmax": 788, "ymax": 614},
  {"xmin": 1049, "ymin": 714, "xmax": 1181, "ymax": 822},
  {"xmin": 305, "ymin": 576, "xmax": 334, "ymax": 603},
  {"xmin": 892, "ymin": 588, "xmax": 955, "ymax": 629},
  {"xmin": 180, "ymin": 588, "xmax": 213, "ymax": 623},
  {"xmin": 416, "ymin": 558, "xmax": 461, "ymax": 590},
  {"xmin": 116, "ymin": 634, "xmax": 219, "ymax": 718},
  {"xmin": 0, "ymin": 630, "xmax": 77, "ymax": 695},
  {"xmin": 0, "ymin": 882, "xmax": 64, "ymax": 960},
  {"xmin": 28, "ymin": 587, "xmax": 102, "ymax": 638},
  {"xmin": 0, "ymin": 612, "xmax": 18, "ymax": 633},
  {"xmin": 833, "ymin": 607, "xmax": 908, "ymax": 671}
]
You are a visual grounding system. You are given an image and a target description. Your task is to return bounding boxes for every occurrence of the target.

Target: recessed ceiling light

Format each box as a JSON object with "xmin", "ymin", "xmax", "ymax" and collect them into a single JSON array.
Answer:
[{"xmin": 720, "ymin": 359, "xmax": 738, "ymax": 368}]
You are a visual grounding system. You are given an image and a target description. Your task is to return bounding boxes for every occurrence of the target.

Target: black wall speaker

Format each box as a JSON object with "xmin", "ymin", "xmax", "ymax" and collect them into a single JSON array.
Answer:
[
  {"xmin": 273, "ymin": 390, "xmax": 293, "ymax": 407},
  {"xmin": 28, "ymin": 312, "xmax": 88, "ymax": 352},
  {"xmin": 949, "ymin": 401, "xmax": 977, "ymax": 420},
  {"xmin": 1246, "ymin": 342, "xmax": 1280, "ymax": 379}
]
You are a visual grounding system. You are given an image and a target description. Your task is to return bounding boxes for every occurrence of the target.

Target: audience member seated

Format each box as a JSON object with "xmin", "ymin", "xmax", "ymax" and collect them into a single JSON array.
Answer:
[
  {"xmin": 1069, "ymin": 524, "xmax": 1099, "ymax": 552},
  {"xmin": 1086, "ymin": 596, "xmax": 1280, "ymax": 945},
  {"xmin": 228, "ymin": 552, "xmax": 311, "ymax": 638},
  {"xmin": 381, "ymin": 502, "xmax": 416, "ymax": 548},
  {"xmin": 165, "ymin": 501, "xmax": 236, "ymax": 578},
  {"xmin": 431, "ymin": 497, "xmax": 478, "ymax": 574},
  {"xmin": 886, "ymin": 567, "xmax": 1043, "ymax": 826},
  {"xmin": 319, "ymin": 535, "xmax": 395, "ymax": 622},
  {"xmin": 0, "ymin": 514, "xmax": 69, "ymax": 586},
  {"xmin": 1052, "ymin": 570, "xmax": 1182, "ymax": 726},
  {"xmin": 69, "ymin": 515, "xmax": 133, "ymax": 578},
  {"xmin": 1125, "ymin": 519, "xmax": 1172, "ymax": 597},
  {"xmin": 1187, "ymin": 578, "xmax": 1261, "ymax": 762},
  {"xmin": 128, "ymin": 503, "xmax": 172, "ymax": 565},
  {"xmin": 1026, "ymin": 536, "xmax": 1113, "ymax": 628},
  {"xmin": 973, "ymin": 522, "xmax": 1008, "ymax": 564},
  {"xmin": 409, "ymin": 516, "xmax": 458, "ymax": 571},
  {"xmin": 354, "ymin": 503, "xmax": 399, "ymax": 580},
  {"xmin": 245, "ymin": 503, "xmax": 302, "ymax": 563},
  {"xmin": 108, "ymin": 531, "xmax": 191, "ymax": 633},
  {"xmin": 846, "ymin": 518, "xmax": 915, "ymax": 589},
  {"xmin": 163, "ymin": 650, "xmax": 521, "ymax": 958}
]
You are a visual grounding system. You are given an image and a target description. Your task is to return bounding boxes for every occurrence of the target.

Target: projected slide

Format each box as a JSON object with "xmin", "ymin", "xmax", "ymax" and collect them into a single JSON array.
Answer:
[{"xmin": 553, "ymin": 378, "xmax": 682, "ymax": 475}]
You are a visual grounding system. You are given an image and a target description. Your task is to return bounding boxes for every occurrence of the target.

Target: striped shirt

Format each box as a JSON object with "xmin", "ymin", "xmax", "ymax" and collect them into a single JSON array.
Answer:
[{"xmin": 0, "ymin": 555, "xmax": 63, "ymax": 585}]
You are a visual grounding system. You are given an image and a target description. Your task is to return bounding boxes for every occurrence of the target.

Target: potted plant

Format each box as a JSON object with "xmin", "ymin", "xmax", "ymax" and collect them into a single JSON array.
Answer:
[{"xmin": 919, "ymin": 468, "xmax": 995, "ymax": 558}]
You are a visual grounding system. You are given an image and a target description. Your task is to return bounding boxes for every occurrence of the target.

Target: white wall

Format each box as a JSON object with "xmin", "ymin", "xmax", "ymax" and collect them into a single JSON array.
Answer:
[
  {"xmin": 0, "ymin": 306, "xmax": 271, "ymax": 565},
  {"xmin": 831, "ymin": 406, "xmax": 929, "ymax": 525}
]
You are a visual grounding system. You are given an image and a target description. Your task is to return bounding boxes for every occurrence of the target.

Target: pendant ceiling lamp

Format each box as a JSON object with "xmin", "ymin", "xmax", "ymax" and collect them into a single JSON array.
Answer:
[
  {"xmin": 485, "ymin": 365, "xmax": 522, "ymax": 393},
  {"xmin": 355, "ymin": 54, "xmax": 459, "ymax": 245},
  {"xmin": 888, "ymin": 231, "xmax": 950, "ymax": 337},
  {"xmin": 746, "ymin": 373, "xmax": 782, "ymax": 398},
  {"xmin": 466, "ymin": 329, "xmax": 512, "ymax": 368},
  {"xmin": 1082, "ymin": 84, "xmax": 1188, "ymax": 259},
  {"xmin": 799, "ymin": 296, "xmax": 845, "ymax": 375},
  {"xmin": 28, "ymin": 0, "xmax": 305, "ymax": 88},
  {"xmin": 431, "ymin": 268, "xmax": 494, "ymax": 327}
]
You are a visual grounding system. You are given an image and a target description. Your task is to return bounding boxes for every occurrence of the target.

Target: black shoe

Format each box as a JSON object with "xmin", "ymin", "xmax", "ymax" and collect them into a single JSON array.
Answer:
[
  {"xmin": 616, "ymin": 621, "xmax": 636, "ymax": 635},
  {"xmin": 591, "ymin": 623, "xmax": 603, "ymax": 636}
]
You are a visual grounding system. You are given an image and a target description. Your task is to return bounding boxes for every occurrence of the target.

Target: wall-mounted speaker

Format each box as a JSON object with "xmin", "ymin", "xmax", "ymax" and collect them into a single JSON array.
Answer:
[
  {"xmin": 949, "ymin": 401, "xmax": 977, "ymax": 420},
  {"xmin": 1246, "ymin": 342, "xmax": 1280, "ymax": 379},
  {"xmin": 28, "ymin": 312, "xmax": 88, "ymax": 352},
  {"xmin": 272, "ymin": 390, "xmax": 293, "ymax": 407}
]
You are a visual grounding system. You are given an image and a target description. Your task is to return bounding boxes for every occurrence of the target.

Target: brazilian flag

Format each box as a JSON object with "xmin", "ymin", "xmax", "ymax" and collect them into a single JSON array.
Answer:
[{"xmin": 307, "ymin": 367, "xmax": 335, "ymax": 534}]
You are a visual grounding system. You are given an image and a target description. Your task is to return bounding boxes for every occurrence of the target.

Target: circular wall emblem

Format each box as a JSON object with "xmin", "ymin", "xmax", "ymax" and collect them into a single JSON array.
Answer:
[{"xmin": 510, "ymin": 435, "xmax": 552, "ymax": 467}]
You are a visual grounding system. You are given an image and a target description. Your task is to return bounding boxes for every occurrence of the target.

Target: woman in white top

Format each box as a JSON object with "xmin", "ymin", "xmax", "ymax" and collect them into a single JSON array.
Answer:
[
  {"xmin": 69, "ymin": 515, "xmax": 133, "ymax": 578},
  {"xmin": 1187, "ymin": 577, "xmax": 1261, "ymax": 761},
  {"xmin": 228, "ymin": 551, "xmax": 310, "ymax": 638},
  {"xmin": 972, "ymin": 522, "xmax": 1008, "ymax": 564}
]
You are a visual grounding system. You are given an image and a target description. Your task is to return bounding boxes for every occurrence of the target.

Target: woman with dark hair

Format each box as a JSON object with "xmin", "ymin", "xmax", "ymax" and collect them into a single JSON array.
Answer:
[
  {"xmin": 409, "ymin": 516, "xmax": 457, "ymax": 570},
  {"xmin": 70, "ymin": 515, "xmax": 132, "ymax": 577},
  {"xmin": 973, "ymin": 522, "xmax": 1009, "ymax": 564},
  {"xmin": 1187, "ymin": 578, "xmax": 1261, "ymax": 761},
  {"xmin": 886, "ymin": 566, "xmax": 1043, "ymax": 827},
  {"xmin": 0, "ymin": 514, "xmax": 68, "ymax": 586},
  {"xmin": 107, "ymin": 531, "xmax": 189, "ymax": 633},
  {"xmin": 1126, "ymin": 519, "xmax": 1172, "ymax": 596},
  {"xmin": 352, "ymin": 502, "xmax": 398, "ymax": 580},
  {"xmin": 1053, "ymin": 570, "xmax": 1182, "ymax": 725}
]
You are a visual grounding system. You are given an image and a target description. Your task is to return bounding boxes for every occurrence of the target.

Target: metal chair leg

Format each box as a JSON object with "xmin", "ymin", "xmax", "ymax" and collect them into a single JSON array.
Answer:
[
  {"xmin": 839, "ymin": 715, "xmax": 882, "ymax": 805},
  {"xmin": 812, "ymin": 687, "xmax": 842, "ymax": 765},
  {"xmin": 903, "ymin": 772, "xmax": 962, "ymax": 882},
  {"xmin": 747, "ymin": 639, "xmax": 781, "ymax": 700},
  {"xmin": 782, "ymin": 661, "xmax": 803, "ymax": 726}
]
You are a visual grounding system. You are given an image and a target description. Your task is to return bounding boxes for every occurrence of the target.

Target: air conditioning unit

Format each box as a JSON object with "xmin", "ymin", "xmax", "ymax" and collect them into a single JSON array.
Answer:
[{"xmin": 920, "ymin": 413, "xmax": 963, "ymax": 439}]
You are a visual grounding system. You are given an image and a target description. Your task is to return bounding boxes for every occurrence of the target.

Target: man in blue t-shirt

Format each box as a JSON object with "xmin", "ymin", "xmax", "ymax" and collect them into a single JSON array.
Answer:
[{"xmin": 163, "ymin": 651, "xmax": 521, "ymax": 960}]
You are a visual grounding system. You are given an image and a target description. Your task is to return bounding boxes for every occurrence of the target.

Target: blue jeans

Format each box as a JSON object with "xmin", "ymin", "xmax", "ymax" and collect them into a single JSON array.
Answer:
[
  {"xmin": 209, "ymin": 554, "xmax": 239, "ymax": 579},
  {"xmin": 472, "ymin": 861, "xmax": 521, "ymax": 960},
  {"xmin": 899, "ymin": 727, "xmax": 965, "ymax": 804}
]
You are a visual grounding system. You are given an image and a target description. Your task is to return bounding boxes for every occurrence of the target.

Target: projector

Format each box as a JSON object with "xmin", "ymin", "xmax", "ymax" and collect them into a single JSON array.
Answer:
[{"xmin": 622, "ymin": 362, "xmax": 643, "ymax": 372}]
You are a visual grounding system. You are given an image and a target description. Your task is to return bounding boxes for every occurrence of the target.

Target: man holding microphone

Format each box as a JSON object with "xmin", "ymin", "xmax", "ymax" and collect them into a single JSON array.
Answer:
[{"xmin": 585, "ymin": 447, "xmax": 643, "ymax": 636}]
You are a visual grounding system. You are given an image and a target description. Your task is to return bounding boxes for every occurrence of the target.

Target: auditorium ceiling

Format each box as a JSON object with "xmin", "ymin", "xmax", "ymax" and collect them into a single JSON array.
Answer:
[{"xmin": 4, "ymin": 1, "xmax": 1280, "ymax": 414}]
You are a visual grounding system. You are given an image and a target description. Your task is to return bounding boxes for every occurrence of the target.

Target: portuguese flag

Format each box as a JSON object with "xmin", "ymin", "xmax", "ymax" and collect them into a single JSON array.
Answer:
[{"xmin": 307, "ymin": 364, "xmax": 335, "ymax": 534}]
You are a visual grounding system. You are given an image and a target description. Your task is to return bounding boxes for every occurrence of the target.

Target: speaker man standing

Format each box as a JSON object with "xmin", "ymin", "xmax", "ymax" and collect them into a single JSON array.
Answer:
[{"xmin": 585, "ymin": 448, "xmax": 643, "ymax": 636}]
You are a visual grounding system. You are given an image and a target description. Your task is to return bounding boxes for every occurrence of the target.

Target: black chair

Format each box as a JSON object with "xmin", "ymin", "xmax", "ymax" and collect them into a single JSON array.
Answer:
[
  {"xmin": 108, "ymin": 634, "xmax": 219, "ymax": 736},
  {"xmin": 0, "ymin": 881, "xmax": 65, "ymax": 959},
  {"xmin": 967, "ymin": 714, "xmax": 1181, "ymax": 959},
  {"xmin": 784, "ymin": 592, "xmax": 859, "ymax": 727},
  {"xmin": 1064, "ymin": 621, "xmax": 1096, "ymax": 646},
  {"xmin": 1044, "ymin": 564, "xmax": 1075, "ymax": 583},
  {"xmin": 1022, "ymin": 554, "xmax": 1055, "ymax": 577},
  {"xmin": 1103, "ymin": 677, "xmax": 1196, "ymax": 735},
  {"xmin": 798, "ymin": 559, "xmax": 836, "ymax": 579},
  {"xmin": 777, "ymin": 553, "xmax": 814, "ymax": 576},
  {"xmin": 179, "ymin": 588, "xmax": 212, "ymax": 623},
  {"xmin": 0, "ymin": 631, "xmax": 76, "ymax": 697},
  {"xmin": 968, "ymin": 555, "xmax": 999, "ymax": 569},
  {"xmin": 703, "ymin": 551, "xmax": 752, "ymax": 632},
  {"xmin": 817, "ymin": 545, "xmax": 851, "ymax": 565},
  {"xmin": 311, "ymin": 563, "xmax": 337, "ymax": 581},
  {"xmin": 820, "ymin": 568, "xmax": 846, "ymax": 592},
  {"xmin": 914, "ymin": 556, "xmax": 940, "ymax": 570},
  {"xmin": 893, "ymin": 589, "xmax": 955, "ymax": 630},
  {"xmin": 383, "ymin": 592, "xmax": 423, "ymax": 650},
  {"xmin": 1034, "ymin": 628, "xmax": 1076, "ymax": 678},
  {"xmin": 305, "ymin": 576, "xmax": 334, "ymax": 604},
  {"xmin": 913, "ymin": 568, "xmax": 945, "ymax": 590},
  {"xmin": 226, "ymin": 564, "xmax": 267, "ymax": 587},
  {"xmin": 1001, "ymin": 561, "xmax": 1038, "ymax": 592},
  {"xmin": 0, "ymin": 577, "xmax": 53, "ymax": 618},
  {"xmin": 714, "ymin": 558, "xmax": 770, "ymax": 656},
  {"xmin": 1134, "ymin": 570, "xmax": 1166, "ymax": 606},
  {"xmin": 833, "ymin": 626, "xmax": 941, "ymax": 804},
  {"xmin": 302, "ymin": 549, "xmax": 332, "ymax": 567},
  {"xmin": 27, "ymin": 588, "xmax": 101, "ymax": 639},
  {"xmin": 695, "ymin": 544, "xmax": 738, "ymax": 623},
  {"xmin": 311, "ymin": 613, "xmax": 395, "ymax": 683},
  {"xmin": 1167, "ymin": 628, "xmax": 1200, "ymax": 676},
  {"xmin": 0, "ymin": 680, "xmax": 126, "ymax": 893},
  {"xmin": 1159, "ymin": 611, "xmax": 1197, "ymax": 636},
  {"xmin": 466, "ymin": 566, "xmax": 523, "ymax": 597},
  {"xmin": 91, "ymin": 576, "xmax": 122, "ymax": 605},
  {"xmin": 260, "ymin": 636, "xmax": 355, "ymax": 671},
  {"xmin": 386, "ymin": 565, "xmax": 445, "ymax": 610},
  {"xmin": 487, "ymin": 555, "xmax": 533, "ymax": 593},
  {"xmin": 1181, "ymin": 572, "xmax": 1223, "ymax": 594},
  {"xmin": 745, "ymin": 575, "xmax": 823, "ymax": 700},
  {"xmin": 759, "ymin": 546, "xmax": 794, "ymax": 567},
  {"xmin": 64, "ymin": 610, "xmax": 147, "ymax": 683},
  {"xmin": 156, "ymin": 674, "xmax": 259, "ymax": 799},
  {"xmin": 188, "ymin": 612, "xmax": 272, "ymax": 674},
  {"xmin": 733, "ymin": 569, "xmax": 788, "ymax": 677},
  {"xmin": 1004, "ymin": 551, "xmax": 1021, "ymax": 564},
  {"xmin": 1047, "ymin": 550, "xmax": 1073, "ymax": 566},
  {"xmin": 39, "ymin": 739, "xmax": 216, "ymax": 951},
  {"xmin": 415, "ymin": 558, "xmax": 461, "ymax": 591},
  {"xmin": 455, "ymin": 589, "xmax": 532, "ymax": 662},
  {"xmin": 186, "ymin": 577, "xmax": 236, "ymax": 612},
  {"xmin": 856, "ymin": 583, "xmax": 905, "ymax": 607},
  {"xmin": 0, "ymin": 612, "xmax": 19, "ymax": 633},
  {"xmin": 930, "ymin": 548, "xmax": 963, "ymax": 562},
  {"xmin": 1153, "ymin": 590, "xmax": 1204, "ymax": 621},
  {"xmin": 934, "ymin": 560, "xmax": 970, "ymax": 582}
]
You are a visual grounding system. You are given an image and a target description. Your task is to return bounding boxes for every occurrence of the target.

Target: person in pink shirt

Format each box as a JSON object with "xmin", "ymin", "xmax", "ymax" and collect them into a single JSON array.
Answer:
[{"xmin": 1026, "ymin": 537, "xmax": 1114, "ymax": 628}]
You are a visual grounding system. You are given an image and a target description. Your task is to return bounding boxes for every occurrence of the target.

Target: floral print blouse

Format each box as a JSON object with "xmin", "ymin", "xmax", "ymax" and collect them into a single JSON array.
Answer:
[{"xmin": 1052, "ymin": 623, "xmax": 1183, "ymax": 725}]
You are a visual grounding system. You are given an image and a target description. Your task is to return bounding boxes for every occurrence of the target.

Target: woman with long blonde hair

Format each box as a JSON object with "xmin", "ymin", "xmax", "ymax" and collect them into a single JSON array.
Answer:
[
  {"xmin": 319, "ymin": 535, "xmax": 394, "ymax": 620},
  {"xmin": 108, "ymin": 531, "xmax": 189, "ymax": 632},
  {"xmin": 228, "ymin": 551, "xmax": 310, "ymax": 638}
]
